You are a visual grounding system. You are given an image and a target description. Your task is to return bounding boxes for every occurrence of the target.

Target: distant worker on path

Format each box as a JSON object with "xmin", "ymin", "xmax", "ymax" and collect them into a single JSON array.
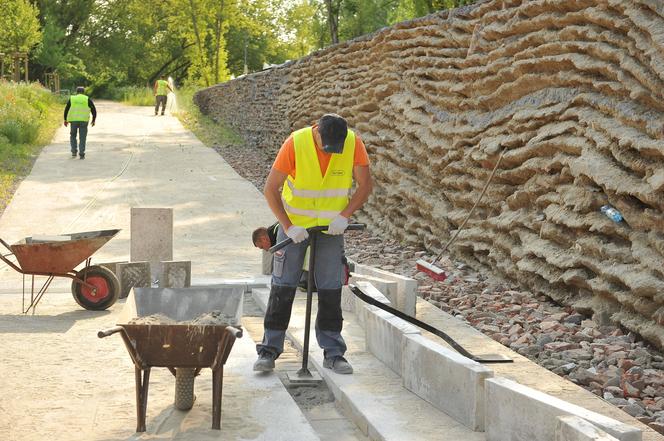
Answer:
[
  {"xmin": 63, "ymin": 86, "xmax": 96, "ymax": 160},
  {"xmin": 153, "ymin": 75, "xmax": 173, "ymax": 116},
  {"xmin": 254, "ymin": 113, "xmax": 373, "ymax": 375}
]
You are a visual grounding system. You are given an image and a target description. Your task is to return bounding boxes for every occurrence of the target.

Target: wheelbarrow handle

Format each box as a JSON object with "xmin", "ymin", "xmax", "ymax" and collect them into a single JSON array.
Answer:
[
  {"xmin": 97, "ymin": 326, "xmax": 124, "ymax": 338},
  {"xmin": 225, "ymin": 325, "xmax": 243, "ymax": 338},
  {"xmin": 268, "ymin": 223, "xmax": 366, "ymax": 254}
]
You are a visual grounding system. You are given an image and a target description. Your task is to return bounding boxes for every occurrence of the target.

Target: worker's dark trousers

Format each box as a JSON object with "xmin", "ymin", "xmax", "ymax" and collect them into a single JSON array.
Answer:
[
  {"xmin": 69, "ymin": 121, "xmax": 88, "ymax": 155},
  {"xmin": 155, "ymin": 95, "xmax": 167, "ymax": 114},
  {"xmin": 257, "ymin": 227, "xmax": 346, "ymax": 359}
]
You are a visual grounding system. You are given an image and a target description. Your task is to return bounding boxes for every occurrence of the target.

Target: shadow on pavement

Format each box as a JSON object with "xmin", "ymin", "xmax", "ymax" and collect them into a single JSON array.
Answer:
[{"xmin": 0, "ymin": 309, "xmax": 111, "ymax": 333}]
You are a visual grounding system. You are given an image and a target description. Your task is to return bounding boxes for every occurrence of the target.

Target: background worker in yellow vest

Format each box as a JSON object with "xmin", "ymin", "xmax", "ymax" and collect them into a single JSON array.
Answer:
[
  {"xmin": 255, "ymin": 113, "xmax": 373, "ymax": 375},
  {"xmin": 63, "ymin": 86, "xmax": 97, "ymax": 159},
  {"xmin": 153, "ymin": 75, "xmax": 173, "ymax": 116}
]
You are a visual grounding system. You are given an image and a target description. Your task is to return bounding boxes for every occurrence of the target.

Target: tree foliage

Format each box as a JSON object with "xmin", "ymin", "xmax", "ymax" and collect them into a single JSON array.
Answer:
[
  {"xmin": 0, "ymin": 0, "xmax": 42, "ymax": 53},
  {"xmin": 22, "ymin": 0, "xmax": 480, "ymax": 91}
]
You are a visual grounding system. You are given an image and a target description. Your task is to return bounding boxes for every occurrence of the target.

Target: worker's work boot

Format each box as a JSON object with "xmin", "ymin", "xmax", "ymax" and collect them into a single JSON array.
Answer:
[
  {"xmin": 253, "ymin": 351, "xmax": 276, "ymax": 372},
  {"xmin": 71, "ymin": 151, "xmax": 77, "ymax": 158},
  {"xmin": 323, "ymin": 356, "xmax": 353, "ymax": 374},
  {"xmin": 79, "ymin": 154, "xmax": 85, "ymax": 160}
]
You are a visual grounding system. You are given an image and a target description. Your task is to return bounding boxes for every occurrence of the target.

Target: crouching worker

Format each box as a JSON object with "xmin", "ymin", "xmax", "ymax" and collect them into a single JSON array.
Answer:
[
  {"xmin": 252, "ymin": 223, "xmax": 351, "ymax": 291},
  {"xmin": 254, "ymin": 113, "xmax": 372, "ymax": 375}
]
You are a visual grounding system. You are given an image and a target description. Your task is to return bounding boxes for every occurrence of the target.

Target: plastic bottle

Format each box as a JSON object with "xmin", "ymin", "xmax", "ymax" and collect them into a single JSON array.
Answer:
[{"xmin": 600, "ymin": 205, "xmax": 623, "ymax": 223}]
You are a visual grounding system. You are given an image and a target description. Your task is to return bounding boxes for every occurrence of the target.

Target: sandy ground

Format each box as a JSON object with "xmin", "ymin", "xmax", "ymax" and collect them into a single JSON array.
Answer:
[{"xmin": 0, "ymin": 102, "xmax": 281, "ymax": 441}]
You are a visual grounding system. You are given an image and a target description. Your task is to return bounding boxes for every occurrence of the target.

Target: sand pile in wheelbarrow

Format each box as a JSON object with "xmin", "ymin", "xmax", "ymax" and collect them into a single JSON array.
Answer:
[{"xmin": 128, "ymin": 310, "xmax": 235, "ymax": 326}]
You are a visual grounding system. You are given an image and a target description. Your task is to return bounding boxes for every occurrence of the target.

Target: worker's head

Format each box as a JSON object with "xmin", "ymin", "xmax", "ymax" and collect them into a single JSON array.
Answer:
[
  {"xmin": 317, "ymin": 114, "xmax": 347, "ymax": 154},
  {"xmin": 252, "ymin": 227, "xmax": 271, "ymax": 251},
  {"xmin": 76, "ymin": 86, "xmax": 85, "ymax": 94}
]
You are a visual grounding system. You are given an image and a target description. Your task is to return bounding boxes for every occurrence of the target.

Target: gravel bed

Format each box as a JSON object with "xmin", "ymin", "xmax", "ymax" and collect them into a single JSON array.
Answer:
[{"xmin": 212, "ymin": 141, "xmax": 664, "ymax": 434}]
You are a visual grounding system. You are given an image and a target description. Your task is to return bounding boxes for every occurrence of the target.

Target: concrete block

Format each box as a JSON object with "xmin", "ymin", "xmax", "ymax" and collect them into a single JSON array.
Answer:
[
  {"xmin": 353, "ymin": 281, "xmax": 391, "ymax": 328},
  {"xmin": 158, "ymin": 261, "xmax": 191, "ymax": 288},
  {"xmin": 130, "ymin": 207, "xmax": 173, "ymax": 279},
  {"xmin": 353, "ymin": 263, "xmax": 417, "ymax": 316},
  {"xmin": 341, "ymin": 285, "xmax": 355, "ymax": 313},
  {"xmin": 349, "ymin": 273, "xmax": 400, "ymax": 314},
  {"xmin": 556, "ymin": 416, "xmax": 620, "ymax": 441},
  {"xmin": 262, "ymin": 250, "xmax": 273, "ymax": 275},
  {"xmin": 485, "ymin": 377, "xmax": 642, "ymax": 441},
  {"xmin": 117, "ymin": 261, "xmax": 151, "ymax": 299},
  {"xmin": 364, "ymin": 308, "xmax": 419, "ymax": 375},
  {"xmin": 402, "ymin": 333, "xmax": 493, "ymax": 431},
  {"xmin": 97, "ymin": 261, "xmax": 127, "ymax": 280}
]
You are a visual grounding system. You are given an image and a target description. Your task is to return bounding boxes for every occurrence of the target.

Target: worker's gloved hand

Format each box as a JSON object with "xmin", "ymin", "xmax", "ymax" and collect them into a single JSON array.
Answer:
[
  {"xmin": 286, "ymin": 225, "xmax": 309, "ymax": 243},
  {"xmin": 327, "ymin": 215, "xmax": 349, "ymax": 235}
]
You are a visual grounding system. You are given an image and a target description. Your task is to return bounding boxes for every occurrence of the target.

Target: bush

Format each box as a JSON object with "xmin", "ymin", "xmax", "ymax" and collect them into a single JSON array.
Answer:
[
  {"xmin": 0, "ymin": 81, "xmax": 61, "ymax": 144},
  {"xmin": 0, "ymin": 81, "xmax": 63, "ymax": 212}
]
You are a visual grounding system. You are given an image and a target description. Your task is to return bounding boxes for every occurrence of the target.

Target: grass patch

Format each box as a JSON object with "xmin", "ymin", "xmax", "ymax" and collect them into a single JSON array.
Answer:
[
  {"xmin": 104, "ymin": 86, "xmax": 155, "ymax": 106},
  {"xmin": 173, "ymin": 86, "xmax": 243, "ymax": 146},
  {"xmin": 0, "ymin": 81, "xmax": 64, "ymax": 212}
]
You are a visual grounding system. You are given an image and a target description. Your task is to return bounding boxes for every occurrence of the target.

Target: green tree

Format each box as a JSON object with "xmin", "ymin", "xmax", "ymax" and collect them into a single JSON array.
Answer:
[{"xmin": 0, "ymin": 0, "xmax": 42, "ymax": 53}]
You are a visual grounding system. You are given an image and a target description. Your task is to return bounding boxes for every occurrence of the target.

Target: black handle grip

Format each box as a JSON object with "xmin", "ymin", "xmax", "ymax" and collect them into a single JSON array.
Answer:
[{"xmin": 268, "ymin": 223, "xmax": 366, "ymax": 253}]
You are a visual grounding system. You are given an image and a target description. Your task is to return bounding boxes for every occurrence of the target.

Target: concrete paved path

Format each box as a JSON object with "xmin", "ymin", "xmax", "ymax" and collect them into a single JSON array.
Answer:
[
  {"xmin": 0, "ymin": 101, "xmax": 274, "ymax": 293},
  {"xmin": 0, "ymin": 102, "xmax": 319, "ymax": 441}
]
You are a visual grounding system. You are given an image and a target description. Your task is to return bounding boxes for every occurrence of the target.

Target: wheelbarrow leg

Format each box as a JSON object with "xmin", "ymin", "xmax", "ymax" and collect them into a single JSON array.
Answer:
[
  {"xmin": 134, "ymin": 367, "xmax": 151, "ymax": 432},
  {"xmin": 212, "ymin": 366, "xmax": 223, "ymax": 430}
]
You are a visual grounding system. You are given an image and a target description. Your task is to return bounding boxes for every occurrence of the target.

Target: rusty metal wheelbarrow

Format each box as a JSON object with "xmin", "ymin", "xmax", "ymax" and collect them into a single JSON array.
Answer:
[
  {"xmin": 98, "ymin": 286, "xmax": 244, "ymax": 432},
  {"xmin": 0, "ymin": 229, "xmax": 121, "ymax": 313}
]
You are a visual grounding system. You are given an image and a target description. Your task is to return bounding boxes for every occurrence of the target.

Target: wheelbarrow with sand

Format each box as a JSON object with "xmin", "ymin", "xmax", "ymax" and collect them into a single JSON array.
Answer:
[
  {"xmin": 98, "ymin": 286, "xmax": 244, "ymax": 432},
  {"xmin": 0, "ymin": 229, "xmax": 121, "ymax": 313}
]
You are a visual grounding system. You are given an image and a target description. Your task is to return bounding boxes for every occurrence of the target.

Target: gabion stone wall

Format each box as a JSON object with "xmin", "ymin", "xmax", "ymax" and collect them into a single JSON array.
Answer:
[{"xmin": 195, "ymin": 0, "xmax": 664, "ymax": 348}]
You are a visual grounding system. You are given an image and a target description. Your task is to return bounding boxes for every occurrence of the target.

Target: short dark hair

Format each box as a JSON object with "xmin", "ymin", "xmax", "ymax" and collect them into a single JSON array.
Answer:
[
  {"xmin": 76, "ymin": 86, "xmax": 85, "ymax": 93},
  {"xmin": 252, "ymin": 227, "xmax": 268, "ymax": 246},
  {"xmin": 318, "ymin": 113, "xmax": 348, "ymax": 153}
]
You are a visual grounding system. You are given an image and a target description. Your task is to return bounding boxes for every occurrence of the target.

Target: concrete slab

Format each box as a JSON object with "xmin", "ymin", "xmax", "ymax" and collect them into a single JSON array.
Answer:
[
  {"xmin": 414, "ymin": 298, "xmax": 660, "ymax": 440},
  {"xmin": 353, "ymin": 264, "xmax": 417, "ymax": 317},
  {"xmin": 159, "ymin": 260, "xmax": 191, "ymax": 288},
  {"xmin": 117, "ymin": 261, "xmax": 151, "ymax": 299},
  {"xmin": 253, "ymin": 289, "xmax": 486, "ymax": 441},
  {"xmin": 364, "ymin": 307, "xmax": 419, "ymax": 375},
  {"xmin": 130, "ymin": 207, "xmax": 173, "ymax": 279},
  {"xmin": 402, "ymin": 333, "xmax": 493, "ymax": 431},
  {"xmin": 556, "ymin": 416, "xmax": 620, "ymax": 441},
  {"xmin": 485, "ymin": 377, "xmax": 641, "ymax": 441}
]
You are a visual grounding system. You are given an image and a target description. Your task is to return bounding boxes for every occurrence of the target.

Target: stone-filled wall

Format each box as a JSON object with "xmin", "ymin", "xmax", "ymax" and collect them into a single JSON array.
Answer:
[{"xmin": 195, "ymin": 0, "xmax": 664, "ymax": 348}]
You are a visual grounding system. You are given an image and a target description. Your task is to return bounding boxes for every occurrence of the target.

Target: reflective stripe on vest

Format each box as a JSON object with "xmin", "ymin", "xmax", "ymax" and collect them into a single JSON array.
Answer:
[
  {"xmin": 281, "ymin": 127, "xmax": 355, "ymax": 228},
  {"xmin": 156, "ymin": 80, "xmax": 169, "ymax": 96},
  {"xmin": 67, "ymin": 94, "xmax": 90, "ymax": 122}
]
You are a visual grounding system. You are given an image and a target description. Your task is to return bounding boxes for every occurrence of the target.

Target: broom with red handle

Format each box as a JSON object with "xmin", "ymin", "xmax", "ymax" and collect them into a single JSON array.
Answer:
[{"xmin": 416, "ymin": 147, "xmax": 507, "ymax": 281}]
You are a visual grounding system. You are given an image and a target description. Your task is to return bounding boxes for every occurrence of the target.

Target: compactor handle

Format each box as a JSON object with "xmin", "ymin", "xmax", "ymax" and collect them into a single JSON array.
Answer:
[{"xmin": 268, "ymin": 223, "xmax": 366, "ymax": 253}]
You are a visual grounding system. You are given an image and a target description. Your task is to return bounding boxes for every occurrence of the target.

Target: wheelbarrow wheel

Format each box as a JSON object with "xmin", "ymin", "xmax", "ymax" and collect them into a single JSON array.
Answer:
[
  {"xmin": 71, "ymin": 265, "xmax": 120, "ymax": 311},
  {"xmin": 174, "ymin": 368, "xmax": 196, "ymax": 410}
]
